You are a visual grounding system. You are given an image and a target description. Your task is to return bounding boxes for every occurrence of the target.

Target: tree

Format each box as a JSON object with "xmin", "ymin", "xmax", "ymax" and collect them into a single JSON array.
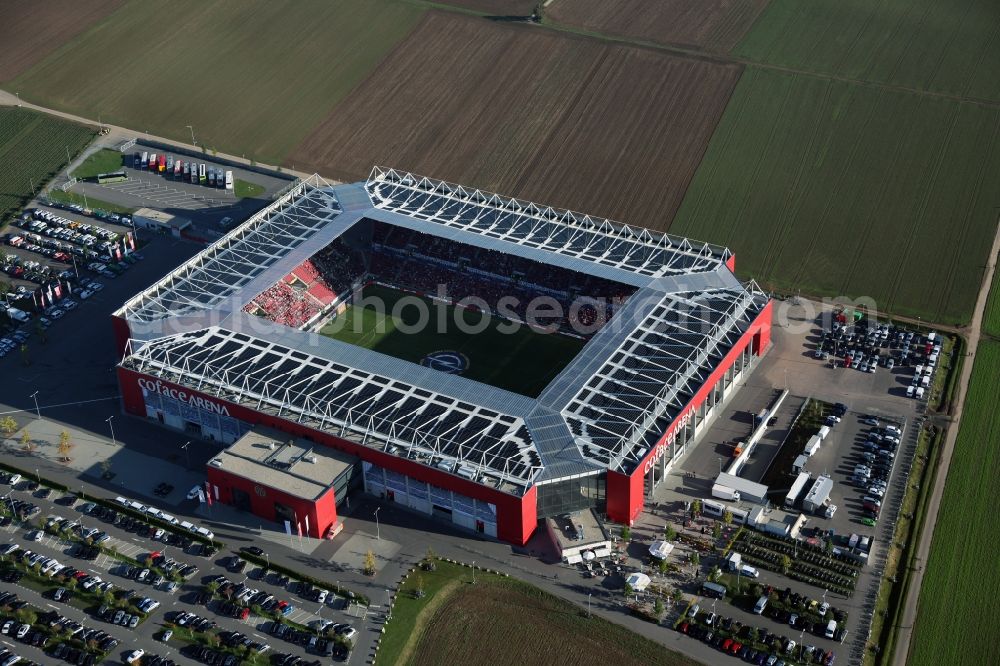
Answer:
[
  {"xmin": 723, "ymin": 509, "xmax": 733, "ymax": 526},
  {"xmin": 99, "ymin": 459, "xmax": 112, "ymax": 479},
  {"xmin": 657, "ymin": 558, "xmax": 670, "ymax": 575},
  {"xmin": 691, "ymin": 499, "xmax": 702, "ymax": 517},
  {"xmin": 20, "ymin": 429, "xmax": 35, "ymax": 454},
  {"xmin": 710, "ymin": 566, "xmax": 722, "ymax": 582},
  {"xmin": 664, "ymin": 524, "xmax": 677, "ymax": 541},
  {"xmin": 653, "ymin": 597, "xmax": 665, "ymax": 618},
  {"xmin": 671, "ymin": 587, "xmax": 684, "ymax": 604},
  {"xmin": 689, "ymin": 552, "xmax": 700, "ymax": 570},
  {"xmin": 747, "ymin": 626, "xmax": 759, "ymax": 644},
  {"xmin": 624, "ymin": 582, "xmax": 634, "ymax": 598},
  {"xmin": 780, "ymin": 554, "xmax": 792, "ymax": 575},
  {"xmin": 712, "ymin": 522, "xmax": 722, "ymax": 540},
  {"xmin": 412, "ymin": 573, "xmax": 425, "ymax": 599},
  {"xmin": 58, "ymin": 430, "xmax": 74, "ymax": 462},
  {"xmin": 824, "ymin": 538, "xmax": 834, "ymax": 556},
  {"xmin": 363, "ymin": 549, "xmax": 377, "ymax": 576},
  {"xmin": 14, "ymin": 608, "xmax": 36, "ymax": 626},
  {"xmin": 620, "ymin": 526, "xmax": 631, "ymax": 542},
  {"xmin": 0, "ymin": 416, "xmax": 17, "ymax": 438}
]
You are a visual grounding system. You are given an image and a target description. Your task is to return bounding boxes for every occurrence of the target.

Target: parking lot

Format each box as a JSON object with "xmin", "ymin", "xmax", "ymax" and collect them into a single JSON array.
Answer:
[
  {"xmin": 66, "ymin": 142, "xmax": 290, "ymax": 232},
  {"xmin": 634, "ymin": 299, "xmax": 937, "ymax": 665},
  {"xmin": 0, "ymin": 473, "xmax": 362, "ymax": 665}
]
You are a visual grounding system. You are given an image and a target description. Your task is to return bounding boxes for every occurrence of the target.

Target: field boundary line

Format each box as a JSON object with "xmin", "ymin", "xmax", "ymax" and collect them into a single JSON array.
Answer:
[
  {"xmin": 393, "ymin": 578, "xmax": 462, "ymax": 666},
  {"xmin": 891, "ymin": 215, "xmax": 1000, "ymax": 666}
]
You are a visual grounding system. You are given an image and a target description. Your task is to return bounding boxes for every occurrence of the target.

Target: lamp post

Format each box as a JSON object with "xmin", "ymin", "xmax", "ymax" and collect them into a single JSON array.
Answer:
[
  {"xmin": 105, "ymin": 416, "xmax": 117, "ymax": 447},
  {"xmin": 587, "ymin": 592, "xmax": 592, "ymax": 617},
  {"xmin": 14, "ymin": 92, "xmax": 20, "ymax": 107},
  {"xmin": 373, "ymin": 507, "xmax": 380, "ymax": 541},
  {"xmin": 471, "ymin": 561, "xmax": 476, "ymax": 585},
  {"xmin": 186, "ymin": 125, "xmax": 196, "ymax": 146},
  {"xmin": 29, "ymin": 391, "xmax": 40, "ymax": 421},
  {"xmin": 181, "ymin": 441, "xmax": 191, "ymax": 469}
]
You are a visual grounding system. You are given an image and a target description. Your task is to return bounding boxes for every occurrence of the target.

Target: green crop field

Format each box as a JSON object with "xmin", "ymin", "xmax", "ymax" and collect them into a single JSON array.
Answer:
[
  {"xmin": 0, "ymin": 107, "xmax": 94, "ymax": 224},
  {"xmin": 320, "ymin": 285, "xmax": 585, "ymax": 397},
  {"xmin": 670, "ymin": 68, "xmax": 1000, "ymax": 325},
  {"xmin": 735, "ymin": 0, "xmax": 1000, "ymax": 103},
  {"xmin": 382, "ymin": 560, "xmax": 702, "ymax": 666},
  {"xmin": 10, "ymin": 0, "xmax": 423, "ymax": 166},
  {"xmin": 909, "ymin": 341, "xmax": 1000, "ymax": 665}
]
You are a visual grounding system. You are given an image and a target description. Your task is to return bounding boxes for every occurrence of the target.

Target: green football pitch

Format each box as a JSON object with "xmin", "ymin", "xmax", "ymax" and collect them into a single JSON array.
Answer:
[{"xmin": 319, "ymin": 286, "xmax": 586, "ymax": 397}]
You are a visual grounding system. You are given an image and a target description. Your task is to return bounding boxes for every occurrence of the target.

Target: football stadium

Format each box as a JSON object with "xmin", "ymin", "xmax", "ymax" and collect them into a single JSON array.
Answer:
[{"xmin": 112, "ymin": 168, "xmax": 772, "ymax": 545}]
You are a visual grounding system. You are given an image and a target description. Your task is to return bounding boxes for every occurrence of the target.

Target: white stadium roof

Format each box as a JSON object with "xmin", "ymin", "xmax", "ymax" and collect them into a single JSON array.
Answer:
[{"xmin": 117, "ymin": 169, "xmax": 768, "ymax": 494}]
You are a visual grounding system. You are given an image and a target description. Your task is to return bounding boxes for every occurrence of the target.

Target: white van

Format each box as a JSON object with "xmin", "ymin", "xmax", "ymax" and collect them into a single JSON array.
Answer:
[
  {"xmin": 916, "ymin": 387, "xmax": 925, "ymax": 400},
  {"xmin": 825, "ymin": 619, "xmax": 838, "ymax": 638},
  {"xmin": 180, "ymin": 521, "xmax": 196, "ymax": 532},
  {"xmin": 753, "ymin": 595, "xmax": 768, "ymax": 614},
  {"xmin": 196, "ymin": 527, "xmax": 214, "ymax": 540}
]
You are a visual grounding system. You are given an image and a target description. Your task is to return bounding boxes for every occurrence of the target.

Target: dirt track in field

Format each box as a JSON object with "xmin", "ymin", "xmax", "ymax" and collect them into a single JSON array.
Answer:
[
  {"xmin": 0, "ymin": 0, "xmax": 123, "ymax": 82},
  {"xmin": 288, "ymin": 11, "xmax": 741, "ymax": 230},
  {"xmin": 546, "ymin": 0, "xmax": 770, "ymax": 53},
  {"xmin": 438, "ymin": 0, "xmax": 537, "ymax": 15}
]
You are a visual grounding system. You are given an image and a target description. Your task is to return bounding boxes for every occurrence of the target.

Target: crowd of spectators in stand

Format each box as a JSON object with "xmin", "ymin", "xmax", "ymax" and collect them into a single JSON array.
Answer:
[
  {"xmin": 243, "ymin": 281, "xmax": 321, "ymax": 328},
  {"xmin": 246, "ymin": 221, "xmax": 638, "ymax": 334}
]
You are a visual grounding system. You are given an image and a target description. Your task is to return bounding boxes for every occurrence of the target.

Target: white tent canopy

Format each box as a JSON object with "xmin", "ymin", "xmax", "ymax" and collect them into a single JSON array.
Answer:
[
  {"xmin": 649, "ymin": 540, "xmax": 674, "ymax": 560},
  {"xmin": 625, "ymin": 572, "xmax": 651, "ymax": 592}
]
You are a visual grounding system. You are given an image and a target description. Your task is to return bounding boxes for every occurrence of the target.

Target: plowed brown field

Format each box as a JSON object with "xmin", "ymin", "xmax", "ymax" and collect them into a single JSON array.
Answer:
[
  {"xmin": 0, "ymin": 0, "xmax": 123, "ymax": 82},
  {"xmin": 546, "ymin": 0, "xmax": 769, "ymax": 52},
  {"xmin": 289, "ymin": 12, "xmax": 741, "ymax": 230}
]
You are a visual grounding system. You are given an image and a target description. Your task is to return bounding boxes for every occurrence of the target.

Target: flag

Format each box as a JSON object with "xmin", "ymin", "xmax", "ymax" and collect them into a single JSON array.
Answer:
[
  {"xmin": 204, "ymin": 481, "xmax": 213, "ymax": 506},
  {"xmin": 213, "ymin": 484, "xmax": 219, "ymax": 500},
  {"xmin": 296, "ymin": 522, "xmax": 302, "ymax": 538},
  {"xmin": 304, "ymin": 515, "xmax": 309, "ymax": 537},
  {"xmin": 32, "ymin": 291, "xmax": 39, "ymax": 310},
  {"xmin": 197, "ymin": 490, "xmax": 205, "ymax": 504},
  {"xmin": 46, "ymin": 284, "xmax": 54, "ymax": 304},
  {"xmin": 54, "ymin": 283, "xmax": 62, "ymax": 299},
  {"xmin": 284, "ymin": 521, "xmax": 292, "ymax": 536},
  {"xmin": 65, "ymin": 280, "xmax": 72, "ymax": 295},
  {"xmin": 127, "ymin": 231, "xmax": 135, "ymax": 250},
  {"xmin": 114, "ymin": 245, "xmax": 122, "ymax": 261}
]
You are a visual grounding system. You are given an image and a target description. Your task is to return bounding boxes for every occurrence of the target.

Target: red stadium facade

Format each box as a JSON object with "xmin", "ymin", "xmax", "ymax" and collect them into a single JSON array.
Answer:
[{"xmin": 115, "ymin": 298, "xmax": 769, "ymax": 544}]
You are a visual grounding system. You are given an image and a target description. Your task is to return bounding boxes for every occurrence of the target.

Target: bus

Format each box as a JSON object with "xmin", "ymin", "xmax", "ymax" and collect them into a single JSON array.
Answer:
[
  {"xmin": 701, "ymin": 582, "xmax": 727, "ymax": 599},
  {"xmin": 198, "ymin": 163, "xmax": 206, "ymax": 183},
  {"xmin": 97, "ymin": 171, "xmax": 128, "ymax": 184},
  {"xmin": 148, "ymin": 153, "xmax": 157, "ymax": 170},
  {"xmin": 190, "ymin": 163, "xmax": 199, "ymax": 184},
  {"xmin": 140, "ymin": 151, "xmax": 148, "ymax": 169},
  {"xmin": 183, "ymin": 162, "xmax": 191, "ymax": 181},
  {"xmin": 166, "ymin": 155, "xmax": 174, "ymax": 173},
  {"xmin": 173, "ymin": 159, "xmax": 183, "ymax": 178},
  {"xmin": 207, "ymin": 169, "xmax": 216, "ymax": 187},
  {"xmin": 158, "ymin": 154, "xmax": 167, "ymax": 172}
]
